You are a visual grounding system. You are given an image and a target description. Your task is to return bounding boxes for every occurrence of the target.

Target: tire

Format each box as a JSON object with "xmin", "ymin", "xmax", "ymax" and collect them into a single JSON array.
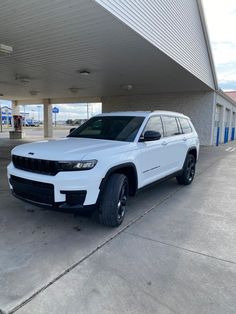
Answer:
[
  {"xmin": 99, "ymin": 173, "xmax": 129, "ymax": 227},
  {"xmin": 176, "ymin": 154, "xmax": 196, "ymax": 185}
]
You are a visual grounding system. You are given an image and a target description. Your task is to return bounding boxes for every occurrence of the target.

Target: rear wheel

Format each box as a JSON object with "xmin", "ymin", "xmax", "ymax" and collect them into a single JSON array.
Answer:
[
  {"xmin": 99, "ymin": 173, "xmax": 128, "ymax": 227},
  {"xmin": 176, "ymin": 154, "xmax": 196, "ymax": 185}
]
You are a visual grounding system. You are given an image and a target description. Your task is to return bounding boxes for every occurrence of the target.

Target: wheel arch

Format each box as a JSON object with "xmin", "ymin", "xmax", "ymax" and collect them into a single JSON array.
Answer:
[
  {"xmin": 99, "ymin": 163, "xmax": 138, "ymax": 197},
  {"xmin": 180, "ymin": 146, "xmax": 198, "ymax": 171},
  {"xmin": 187, "ymin": 146, "xmax": 198, "ymax": 162}
]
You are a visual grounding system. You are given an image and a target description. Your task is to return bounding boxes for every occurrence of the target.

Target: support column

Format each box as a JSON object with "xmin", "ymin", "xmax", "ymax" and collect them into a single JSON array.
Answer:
[
  {"xmin": 12, "ymin": 100, "xmax": 20, "ymax": 115},
  {"xmin": 9, "ymin": 100, "xmax": 25, "ymax": 139},
  {"xmin": 43, "ymin": 99, "xmax": 53, "ymax": 138},
  {"xmin": 220, "ymin": 106, "xmax": 226, "ymax": 144}
]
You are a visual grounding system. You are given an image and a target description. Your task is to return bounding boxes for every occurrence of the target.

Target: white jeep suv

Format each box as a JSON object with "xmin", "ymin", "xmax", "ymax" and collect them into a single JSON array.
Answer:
[{"xmin": 7, "ymin": 111, "xmax": 199, "ymax": 227}]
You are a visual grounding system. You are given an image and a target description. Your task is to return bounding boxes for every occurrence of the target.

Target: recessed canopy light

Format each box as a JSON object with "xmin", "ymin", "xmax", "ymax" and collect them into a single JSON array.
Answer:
[
  {"xmin": 0, "ymin": 44, "xmax": 13, "ymax": 54},
  {"xmin": 122, "ymin": 84, "xmax": 133, "ymax": 91},
  {"xmin": 69, "ymin": 87, "xmax": 79, "ymax": 93},
  {"xmin": 78, "ymin": 69, "xmax": 90, "ymax": 76},
  {"xmin": 15, "ymin": 74, "xmax": 31, "ymax": 85},
  {"xmin": 20, "ymin": 78, "xmax": 30, "ymax": 85},
  {"xmin": 30, "ymin": 90, "xmax": 38, "ymax": 96}
]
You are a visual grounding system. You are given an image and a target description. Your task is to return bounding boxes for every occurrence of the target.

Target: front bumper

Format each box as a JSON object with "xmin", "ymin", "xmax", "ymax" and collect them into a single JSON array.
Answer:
[
  {"xmin": 10, "ymin": 175, "xmax": 87, "ymax": 209},
  {"xmin": 7, "ymin": 163, "xmax": 101, "ymax": 208}
]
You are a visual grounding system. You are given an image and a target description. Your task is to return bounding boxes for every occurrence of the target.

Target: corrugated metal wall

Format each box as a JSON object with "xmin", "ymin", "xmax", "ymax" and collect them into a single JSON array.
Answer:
[{"xmin": 95, "ymin": 0, "xmax": 214, "ymax": 89}]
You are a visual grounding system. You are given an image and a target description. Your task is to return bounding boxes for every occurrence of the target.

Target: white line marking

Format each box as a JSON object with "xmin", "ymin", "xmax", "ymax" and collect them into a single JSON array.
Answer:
[{"xmin": 226, "ymin": 147, "xmax": 232, "ymax": 151}]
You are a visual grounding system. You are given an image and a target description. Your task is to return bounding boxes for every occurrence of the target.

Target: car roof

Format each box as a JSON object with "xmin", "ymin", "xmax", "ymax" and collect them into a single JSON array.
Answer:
[
  {"xmin": 98, "ymin": 110, "xmax": 189, "ymax": 119},
  {"xmin": 99, "ymin": 111, "xmax": 150, "ymax": 117}
]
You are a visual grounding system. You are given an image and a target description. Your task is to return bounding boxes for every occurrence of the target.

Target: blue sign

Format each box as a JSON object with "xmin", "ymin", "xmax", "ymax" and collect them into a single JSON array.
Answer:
[{"xmin": 52, "ymin": 107, "xmax": 59, "ymax": 114}]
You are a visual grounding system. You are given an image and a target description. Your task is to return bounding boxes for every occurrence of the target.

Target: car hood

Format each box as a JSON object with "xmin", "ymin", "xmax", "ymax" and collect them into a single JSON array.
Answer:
[{"xmin": 11, "ymin": 137, "xmax": 132, "ymax": 161}]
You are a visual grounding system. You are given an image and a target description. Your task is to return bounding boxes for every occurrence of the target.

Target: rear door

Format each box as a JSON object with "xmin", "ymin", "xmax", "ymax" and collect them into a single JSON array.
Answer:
[
  {"xmin": 178, "ymin": 116, "xmax": 197, "ymax": 162},
  {"xmin": 161, "ymin": 116, "xmax": 186, "ymax": 172}
]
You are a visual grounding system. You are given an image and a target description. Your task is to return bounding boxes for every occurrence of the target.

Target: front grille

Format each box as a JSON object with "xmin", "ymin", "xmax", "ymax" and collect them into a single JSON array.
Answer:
[
  {"xmin": 10, "ymin": 175, "xmax": 54, "ymax": 205},
  {"xmin": 12, "ymin": 155, "xmax": 58, "ymax": 175}
]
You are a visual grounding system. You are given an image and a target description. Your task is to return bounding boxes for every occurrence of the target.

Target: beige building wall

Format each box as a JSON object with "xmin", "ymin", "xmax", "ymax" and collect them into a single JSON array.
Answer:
[{"xmin": 102, "ymin": 91, "xmax": 215, "ymax": 146}]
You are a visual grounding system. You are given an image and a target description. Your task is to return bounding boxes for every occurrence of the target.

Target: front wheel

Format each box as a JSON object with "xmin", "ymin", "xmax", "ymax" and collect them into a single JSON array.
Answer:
[
  {"xmin": 176, "ymin": 154, "xmax": 196, "ymax": 185},
  {"xmin": 99, "ymin": 173, "xmax": 129, "ymax": 227}
]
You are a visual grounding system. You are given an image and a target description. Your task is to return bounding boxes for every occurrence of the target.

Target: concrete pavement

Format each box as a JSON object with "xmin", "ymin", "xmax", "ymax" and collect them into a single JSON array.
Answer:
[{"xmin": 1, "ymin": 134, "xmax": 236, "ymax": 313}]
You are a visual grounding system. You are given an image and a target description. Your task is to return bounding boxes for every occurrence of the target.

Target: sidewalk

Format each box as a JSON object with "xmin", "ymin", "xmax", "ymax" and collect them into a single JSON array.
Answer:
[{"xmin": 0, "ymin": 127, "xmax": 70, "ymax": 139}]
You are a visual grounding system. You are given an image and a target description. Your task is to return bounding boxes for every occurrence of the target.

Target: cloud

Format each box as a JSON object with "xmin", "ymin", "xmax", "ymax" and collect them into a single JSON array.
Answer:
[
  {"xmin": 203, "ymin": 0, "xmax": 236, "ymax": 41},
  {"xmin": 202, "ymin": 0, "xmax": 236, "ymax": 90},
  {"xmin": 0, "ymin": 100, "xmax": 11, "ymax": 107},
  {"xmin": 56, "ymin": 103, "xmax": 102, "ymax": 120},
  {"xmin": 211, "ymin": 42, "xmax": 236, "ymax": 65}
]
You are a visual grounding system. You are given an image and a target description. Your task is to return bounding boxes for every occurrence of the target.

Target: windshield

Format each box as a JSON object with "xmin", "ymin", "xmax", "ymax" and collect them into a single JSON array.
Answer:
[{"xmin": 68, "ymin": 116, "xmax": 145, "ymax": 142}]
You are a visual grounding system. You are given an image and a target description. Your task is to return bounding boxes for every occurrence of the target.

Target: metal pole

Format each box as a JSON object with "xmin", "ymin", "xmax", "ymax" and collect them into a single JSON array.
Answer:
[
  {"xmin": 87, "ymin": 103, "xmax": 89, "ymax": 119},
  {"xmin": 23, "ymin": 105, "xmax": 26, "ymax": 125},
  {"xmin": 37, "ymin": 105, "xmax": 40, "ymax": 122},
  {"xmin": 6, "ymin": 107, "xmax": 9, "ymax": 126},
  {"xmin": 55, "ymin": 112, "xmax": 56, "ymax": 127},
  {"xmin": 0, "ymin": 106, "xmax": 2, "ymax": 132}
]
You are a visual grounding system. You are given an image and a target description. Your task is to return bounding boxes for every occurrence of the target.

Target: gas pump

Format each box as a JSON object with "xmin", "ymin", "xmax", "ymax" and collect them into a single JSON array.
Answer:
[{"xmin": 13, "ymin": 115, "xmax": 23, "ymax": 132}]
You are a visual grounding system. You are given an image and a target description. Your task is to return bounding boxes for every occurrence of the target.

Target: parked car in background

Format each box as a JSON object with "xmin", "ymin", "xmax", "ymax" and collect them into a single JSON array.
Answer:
[
  {"xmin": 24, "ymin": 119, "xmax": 40, "ymax": 127},
  {"xmin": 8, "ymin": 111, "xmax": 199, "ymax": 227}
]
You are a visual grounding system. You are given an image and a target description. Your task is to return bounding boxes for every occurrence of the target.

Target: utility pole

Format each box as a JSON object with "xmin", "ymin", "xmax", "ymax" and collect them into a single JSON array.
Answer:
[
  {"xmin": 87, "ymin": 103, "xmax": 89, "ymax": 119},
  {"xmin": 37, "ymin": 105, "xmax": 40, "ymax": 122},
  {"xmin": 0, "ymin": 106, "xmax": 2, "ymax": 132},
  {"xmin": 6, "ymin": 107, "xmax": 9, "ymax": 126}
]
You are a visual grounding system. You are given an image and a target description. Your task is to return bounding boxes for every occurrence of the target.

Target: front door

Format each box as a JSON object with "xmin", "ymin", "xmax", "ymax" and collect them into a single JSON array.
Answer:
[{"xmin": 136, "ymin": 115, "xmax": 167, "ymax": 187}]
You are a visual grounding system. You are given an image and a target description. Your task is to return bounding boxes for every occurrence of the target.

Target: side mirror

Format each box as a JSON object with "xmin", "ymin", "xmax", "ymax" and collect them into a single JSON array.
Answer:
[
  {"xmin": 143, "ymin": 130, "xmax": 162, "ymax": 141},
  {"xmin": 69, "ymin": 127, "xmax": 76, "ymax": 134}
]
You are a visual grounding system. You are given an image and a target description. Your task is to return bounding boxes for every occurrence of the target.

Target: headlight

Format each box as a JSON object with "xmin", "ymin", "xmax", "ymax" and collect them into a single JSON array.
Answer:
[{"xmin": 57, "ymin": 160, "xmax": 97, "ymax": 171}]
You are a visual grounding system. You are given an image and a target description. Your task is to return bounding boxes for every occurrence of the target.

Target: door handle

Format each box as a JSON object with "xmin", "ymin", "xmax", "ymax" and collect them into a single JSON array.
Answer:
[{"xmin": 162, "ymin": 141, "xmax": 168, "ymax": 146}]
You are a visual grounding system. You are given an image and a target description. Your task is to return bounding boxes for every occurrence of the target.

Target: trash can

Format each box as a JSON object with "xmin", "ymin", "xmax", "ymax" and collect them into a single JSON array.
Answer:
[{"xmin": 13, "ymin": 115, "xmax": 23, "ymax": 132}]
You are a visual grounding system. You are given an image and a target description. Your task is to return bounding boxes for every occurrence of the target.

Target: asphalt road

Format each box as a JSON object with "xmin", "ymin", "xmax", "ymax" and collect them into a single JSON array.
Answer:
[{"xmin": 1, "ymin": 132, "xmax": 236, "ymax": 314}]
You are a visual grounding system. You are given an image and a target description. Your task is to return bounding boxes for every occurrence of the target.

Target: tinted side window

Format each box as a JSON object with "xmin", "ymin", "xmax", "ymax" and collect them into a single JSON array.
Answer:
[
  {"xmin": 179, "ymin": 118, "xmax": 192, "ymax": 134},
  {"xmin": 162, "ymin": 116, "xmax": 180, "ymax": 137},
  {"xmin": 143, "ymin": 116, "xmax": 164, "ymax": 137}
]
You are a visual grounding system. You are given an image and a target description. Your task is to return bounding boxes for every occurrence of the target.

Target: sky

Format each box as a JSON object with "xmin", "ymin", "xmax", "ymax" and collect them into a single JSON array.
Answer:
[
  {"xmin": 0, "ymin": 101, "xmax": 102, "ymax": 121},
  {"xmin": 1, "ymin": 1, "xmax": 236, "ymax": 118},
  {"xmin": 202, "ymin": 0, "xmax": 236, "ymax": 90},
  {"xmin": 21, "ymin": 103, "xmax": 102, "ymax": 121}
]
